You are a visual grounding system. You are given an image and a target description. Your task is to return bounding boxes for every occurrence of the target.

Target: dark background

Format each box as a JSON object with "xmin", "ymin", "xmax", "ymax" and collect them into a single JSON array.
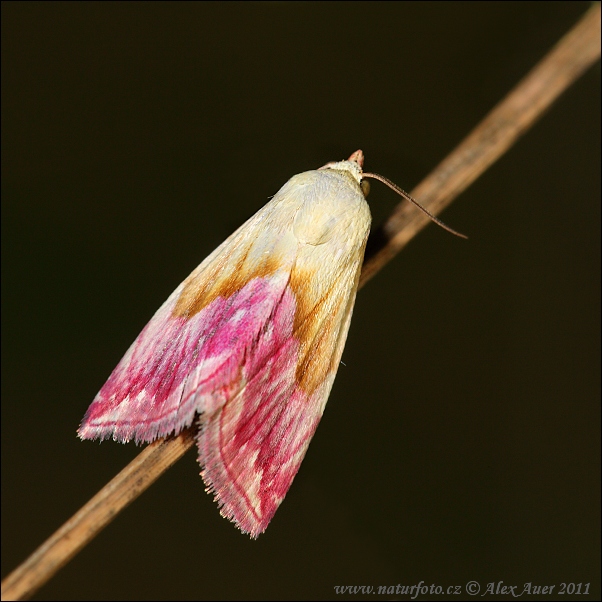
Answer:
[{"xmin": 2, "ymin": 3, "xmax": 600, "ymax": 600}]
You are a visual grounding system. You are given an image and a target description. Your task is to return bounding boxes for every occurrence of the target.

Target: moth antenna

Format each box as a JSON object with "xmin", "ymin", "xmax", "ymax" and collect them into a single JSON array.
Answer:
[{"xmin": 362, "ymin": 172, "xmax": 468, "ymax": 239}]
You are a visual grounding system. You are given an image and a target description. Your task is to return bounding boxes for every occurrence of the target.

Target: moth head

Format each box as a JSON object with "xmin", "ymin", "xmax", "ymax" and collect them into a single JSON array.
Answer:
[{"xmin": 318, "ymin": 149, "xmax": 364, "ymax": 187}]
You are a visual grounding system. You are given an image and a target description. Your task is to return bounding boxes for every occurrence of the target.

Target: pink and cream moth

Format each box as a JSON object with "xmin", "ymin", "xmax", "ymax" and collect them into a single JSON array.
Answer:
[{"xmin": 79, "ymin": 150, "xmax": 372, "ymax": 538}]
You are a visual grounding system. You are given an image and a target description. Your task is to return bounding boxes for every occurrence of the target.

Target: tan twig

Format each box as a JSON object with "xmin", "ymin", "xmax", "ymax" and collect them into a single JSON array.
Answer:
[
  {"xmin": 2, "ymin": 4, "xmax": 600, "ymax": 601},
  {"xmin": 360, "ymin": 2, "xmax": 601, "ymax": 287},
  {"xmin": 1, "ymin": 431, "xmax": 196, "ymax": 602}
]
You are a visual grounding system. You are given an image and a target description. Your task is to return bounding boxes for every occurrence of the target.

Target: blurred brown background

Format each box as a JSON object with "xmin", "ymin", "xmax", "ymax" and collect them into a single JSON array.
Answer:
[{"xmin": 2, "ymin": 3, "xmax": 600, "ymax": 600}]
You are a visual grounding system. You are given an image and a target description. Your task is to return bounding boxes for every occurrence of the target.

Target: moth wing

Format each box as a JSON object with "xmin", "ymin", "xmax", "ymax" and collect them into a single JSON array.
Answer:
[
  {"xmin": 199, "ymin": 238, "xmax": 366, "ymax": 537},
  {"xmin": 78, "ymin": 198, "xmax": 299, "ymax": 444},
  {"xmin": 79, "ymin": 165, "xmax": 371, "ymax": 537}
]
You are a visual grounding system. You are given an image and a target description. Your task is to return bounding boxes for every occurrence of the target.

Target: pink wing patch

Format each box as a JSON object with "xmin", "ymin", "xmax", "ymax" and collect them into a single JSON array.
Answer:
[{"xmin": 79, "ymin": 272, "xmax": 321, "ymax": 536}]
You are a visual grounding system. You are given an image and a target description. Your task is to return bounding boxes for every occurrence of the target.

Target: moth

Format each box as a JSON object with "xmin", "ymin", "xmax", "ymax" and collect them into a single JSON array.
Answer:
[{"xmin": 79, "ymin": 150, "xmax": 462, "ymax": 537}]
